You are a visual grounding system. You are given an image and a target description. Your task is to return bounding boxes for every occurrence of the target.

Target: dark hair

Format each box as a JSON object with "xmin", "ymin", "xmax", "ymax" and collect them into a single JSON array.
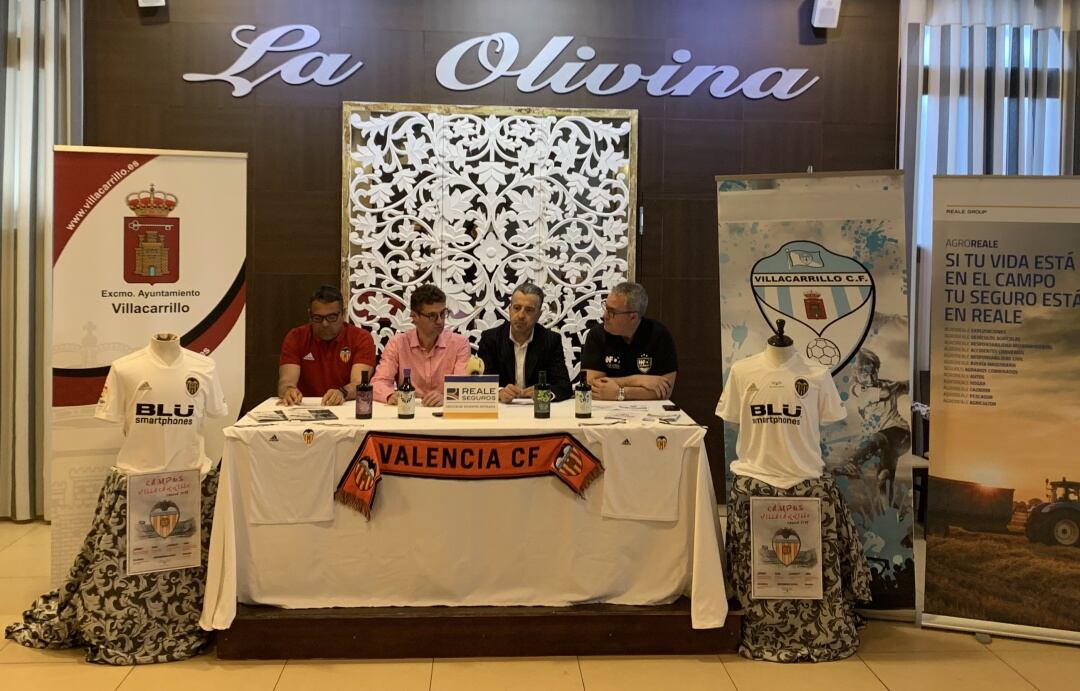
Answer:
[
  {"xmin": 513, "ymin": 281, "xmax": 545, "ymax": 306},
  {"xmin": 310, "ymin": 284, "xmax": 343, "ymax": 307},
  {"xmin": 410, "ymin": 283, "xmax": 446, "ymax": 311}
]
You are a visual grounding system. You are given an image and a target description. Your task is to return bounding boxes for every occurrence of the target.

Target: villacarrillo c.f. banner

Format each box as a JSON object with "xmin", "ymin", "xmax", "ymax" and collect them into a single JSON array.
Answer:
[{"xmin": 335, "ymin": 432, "xmax": 604, "ymax": 519}]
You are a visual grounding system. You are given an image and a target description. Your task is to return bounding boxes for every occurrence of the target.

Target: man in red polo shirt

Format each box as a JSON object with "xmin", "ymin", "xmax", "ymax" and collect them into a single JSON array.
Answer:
[{"xmin": 277, "ymin": 285, "xmax": 376, "ymax": 405}]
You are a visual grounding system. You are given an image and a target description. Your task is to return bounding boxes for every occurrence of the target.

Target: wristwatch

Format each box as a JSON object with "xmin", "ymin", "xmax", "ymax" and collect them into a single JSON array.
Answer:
[{"xmin": 616, "ymin": 386, "xmax": 625, "ymax": 401}]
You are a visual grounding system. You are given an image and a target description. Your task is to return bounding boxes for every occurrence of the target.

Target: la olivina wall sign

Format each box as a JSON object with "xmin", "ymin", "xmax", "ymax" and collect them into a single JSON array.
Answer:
[{"xmin": 183, "ymin": 25, "xmax": 822, "ymax": 100}]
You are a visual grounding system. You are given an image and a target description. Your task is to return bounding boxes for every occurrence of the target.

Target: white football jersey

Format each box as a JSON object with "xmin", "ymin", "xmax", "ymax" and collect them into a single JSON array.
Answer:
[
  {"xmin": 582, "ymin": 424, "xmax": 705, "ymax": 522},
  {"xmin": 716, "ymin": 352, "xmax": 845, "ymax": 489},
  {"xmin": 226, "ymin": 425, "xmax": 342, "ymax": 524},
  {"xmin": 95, "ymin": 347, "xmax": 228, "ymax": 475}
]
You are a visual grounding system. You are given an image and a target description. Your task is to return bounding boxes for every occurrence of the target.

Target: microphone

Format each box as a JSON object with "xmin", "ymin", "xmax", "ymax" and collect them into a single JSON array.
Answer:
[{"xmin": 466, "ymin": 355, "xmax": 485, "ymax": 376}]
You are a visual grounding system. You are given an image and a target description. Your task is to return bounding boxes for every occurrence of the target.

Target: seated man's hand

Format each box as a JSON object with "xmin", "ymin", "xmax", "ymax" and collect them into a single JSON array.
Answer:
[
  {"xmin": 590, "ymin": 377, "xmax": 620, "ymax": 400},
  {"xmin": 640, "ymin": 375, "xmax": 673, "ymax": 400},
  {"xmin": 321, "ymin": 388, "xmax": 345, "ymax": 406},
  {"xmin": 278, "ymin": 386, "xmax": 303, "ymax": 406},
  {"xmin": 421, "ymin": 390, "xmax": 443, "ymax": 407},
  {"xmin": 499, "ymin": 384, "xmax": 525, "ymax": 403},
  {"xmin": 386, "ymin": 391, "xmax": 399, "ymax": 405}
]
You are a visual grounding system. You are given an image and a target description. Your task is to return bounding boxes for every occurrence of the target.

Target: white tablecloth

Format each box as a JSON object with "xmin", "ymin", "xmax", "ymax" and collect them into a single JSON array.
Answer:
[{"xmin": 200, "ymin": 400, "xmax": 727, "ymax": 629}]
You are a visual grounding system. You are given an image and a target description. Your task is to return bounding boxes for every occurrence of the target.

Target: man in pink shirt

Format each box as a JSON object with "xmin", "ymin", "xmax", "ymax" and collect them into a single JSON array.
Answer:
[{"xmin": 371, "ymin": 284, "xmax": 471, "ymax": 407}]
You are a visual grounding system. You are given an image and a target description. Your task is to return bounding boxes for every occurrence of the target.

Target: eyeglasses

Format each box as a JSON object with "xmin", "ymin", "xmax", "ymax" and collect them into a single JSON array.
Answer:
[
  {"xmin": 309, "ymin": 312, "xmax": 341, "ymax": 324},
  {"xmin": 416, "ymin": 308, "xmax": 450, "ymax": 322},
  {"xmin": 603, "ymin": 306, "xmax": 636, "ymax": 319}
]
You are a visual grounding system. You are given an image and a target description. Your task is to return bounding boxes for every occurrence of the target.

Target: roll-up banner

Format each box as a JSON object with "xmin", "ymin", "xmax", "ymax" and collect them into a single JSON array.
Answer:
[
  {"xmin": 716, "ymin": 171, "xmax": 916, "ymax": 612},
  {"xmin": 925, "ymin": 176, "xmax": 1080, "ymax": 644},
  {"xmin": 50, "ymin": 146, "xmax": 246, "ymax": 584}
]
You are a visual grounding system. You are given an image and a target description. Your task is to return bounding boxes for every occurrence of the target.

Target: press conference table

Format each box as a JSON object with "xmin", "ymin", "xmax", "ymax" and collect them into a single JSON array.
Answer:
[{"xmin": 199, "ymin": 399, "xmax": 727, "ymax": 630}]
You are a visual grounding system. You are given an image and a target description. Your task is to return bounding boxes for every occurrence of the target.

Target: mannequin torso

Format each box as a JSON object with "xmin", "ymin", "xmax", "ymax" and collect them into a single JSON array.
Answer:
[
  {"xmin": 150, "ymin": 333, "xmax": 182, "ymax": 366},
  {"xmin": 763, "ymin": 343, "xmax": 797, "ymax": 367}
]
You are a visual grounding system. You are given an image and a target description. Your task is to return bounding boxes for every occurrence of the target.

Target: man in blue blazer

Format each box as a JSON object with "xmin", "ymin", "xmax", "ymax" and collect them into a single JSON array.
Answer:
[{"xmin": 477, "ymin": 282, "xmax": 573, "ymax": 403}]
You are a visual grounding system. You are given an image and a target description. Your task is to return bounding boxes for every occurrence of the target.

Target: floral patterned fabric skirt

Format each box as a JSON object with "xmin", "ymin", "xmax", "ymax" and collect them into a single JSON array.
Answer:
[
  {"xmin": 5, "ymin": 467, "xmax": 218, "ymax": 665},
  {"xmin": 726, "ymin": 473, "xmax": 872, "ymax": 663}
]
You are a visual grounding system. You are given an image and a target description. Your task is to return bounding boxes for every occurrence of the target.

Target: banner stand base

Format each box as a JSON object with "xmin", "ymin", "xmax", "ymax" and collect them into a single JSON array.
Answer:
[{"xmin": 921, "ymin": 613, "xmax": 1080, "ymax": 646}]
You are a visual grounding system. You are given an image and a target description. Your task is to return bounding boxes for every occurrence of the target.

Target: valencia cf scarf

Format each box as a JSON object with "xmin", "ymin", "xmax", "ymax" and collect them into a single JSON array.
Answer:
[{"xmin": 335, "ymin": 432, "xmax": 603, "ymax": 519}]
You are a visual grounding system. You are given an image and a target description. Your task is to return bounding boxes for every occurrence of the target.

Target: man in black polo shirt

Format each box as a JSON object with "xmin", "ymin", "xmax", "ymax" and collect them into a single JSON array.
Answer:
[{"xmin": 580, "ymin": 282, "xmax": 677, "ymax": 400}]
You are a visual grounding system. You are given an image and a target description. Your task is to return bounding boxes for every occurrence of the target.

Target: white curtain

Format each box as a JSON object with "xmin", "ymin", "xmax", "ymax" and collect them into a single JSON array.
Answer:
[
  {"xmin": 899, "ymin": 0, "xmax": 1080, "ymax": 417},
  {"xmin": 1, "ymin": 0, "xmax": 79, "ymax": 520}
]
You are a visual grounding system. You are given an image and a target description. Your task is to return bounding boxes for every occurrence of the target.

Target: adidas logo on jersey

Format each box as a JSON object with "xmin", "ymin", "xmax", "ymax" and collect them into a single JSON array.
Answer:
[
  {"xmin": 303, "ymin": 353, "xmax": 315, "ymax": 361},
  {"xmin": 621, "ymin": 438, "xmax": 632, "ymax": 446},
  {"xmin": 268, "ymin": 434, "xmax": 280, "ymax": 442}
]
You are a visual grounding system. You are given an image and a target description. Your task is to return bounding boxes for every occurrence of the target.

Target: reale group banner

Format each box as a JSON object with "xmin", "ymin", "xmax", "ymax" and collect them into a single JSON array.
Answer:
[
  {"xmin": 925, "ymin": 176, "xmax": 1080, "ymax": 643},
  {"xmin": 50, "ymin": 146, "xmax": 246, "ymax": 584},
  {"xmin": 716, "ymin": 172, "xmax": 915, "ymax": 611}
]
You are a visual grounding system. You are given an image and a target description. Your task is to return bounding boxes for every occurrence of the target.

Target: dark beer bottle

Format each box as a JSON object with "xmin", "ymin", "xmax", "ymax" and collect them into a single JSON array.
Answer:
[
  {"xmin": 574, "ymin": 376, "xmax": 592, "ymax": 419},
  {"xmin": 533, "ymin": 370, "xmax": 551, "ymax": 419},
  {"xmin": 398, "ymin": 368, "xmax": 415, "ymax": 419},
  {"xmin": 355, "ymin": 370, "xmax": 373, "ymax": 420}
]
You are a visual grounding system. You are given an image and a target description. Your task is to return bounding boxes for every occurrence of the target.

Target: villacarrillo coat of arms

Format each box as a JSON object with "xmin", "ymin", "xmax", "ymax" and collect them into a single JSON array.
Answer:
[{"xmin": 124, "ymin": 184, "xmax": 179, "ymax": 285}]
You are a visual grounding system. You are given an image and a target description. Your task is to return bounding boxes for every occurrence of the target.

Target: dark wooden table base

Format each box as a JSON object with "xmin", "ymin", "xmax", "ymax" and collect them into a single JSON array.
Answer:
[{"xmin": 216, "ymin": 597, "xmax": 740, "ymax": 659}]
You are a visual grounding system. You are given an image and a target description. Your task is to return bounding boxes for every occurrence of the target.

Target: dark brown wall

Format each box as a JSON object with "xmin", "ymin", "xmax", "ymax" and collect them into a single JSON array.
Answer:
[{"xmin": 83, "ymin": 0, "xmax": 899, "ymax": 485}]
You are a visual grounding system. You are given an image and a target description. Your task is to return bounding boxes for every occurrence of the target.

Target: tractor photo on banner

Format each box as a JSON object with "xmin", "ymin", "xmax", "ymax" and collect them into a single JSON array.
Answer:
[{"xmin": 717, "ymin": 171, "xmax": 915, "ymax": 612}]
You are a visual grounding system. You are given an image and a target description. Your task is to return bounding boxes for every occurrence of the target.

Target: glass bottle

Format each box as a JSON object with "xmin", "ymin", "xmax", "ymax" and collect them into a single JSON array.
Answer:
[
  {"xmin": 574, "ymin": 376, "xmax": 592, "ymax": 419},
  {"xmin": 355, "ymin": 370, "xmax": 373, "ymax": 419},
  {"xmin": 398, "ymin": 368, "xmax": 415, "ymax": 419},
  {"xmin": 533, "ymin": 370, "xmax": 551, "ymax": 419}
]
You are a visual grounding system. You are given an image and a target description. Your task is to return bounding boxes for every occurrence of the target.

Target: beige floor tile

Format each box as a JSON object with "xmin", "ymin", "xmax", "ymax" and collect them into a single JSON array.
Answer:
[
  {"xmin": 0, "ymin": 541, "xmax": 52, "ymax": 577},
  {"xmin": 990, "ymin": 647, "xmax": 1080, "ymax": 691},
  {"xmin": 860, "ymin": 651, "xmax": 1036, "ymax": 691},
  {"xmin": 580, "ymin": 655, "xmax": 734, "ymax": 691},
  {"xmin": 0, "ymin": 662, "xmax": 131, "ymax": 690},
  {"xmin": 276, "ymin": 658, "xmax": 432, "ymax": 690},
  {"xmin": 117, "ymin": 654, "xmax": 285, "ymax": 691},
  {"xmin": 721, "ymin": 653, "xmax": 885, "ymax": 691},
  {"xmin": 859, "ymin": 620, "xmax": 988, "ymax": 653},
  {"xmin": 0, "ymin": 520, "xmax": 36, "ymax": 551},
  {"xmin": 431, "ymin": 657, "xmax": 583, "ymax": 691},
  {"xmin": 0, "ymin": 576, "xmax": 50, "ymax": 613},
  {"xmin": 12, "ymin": 523, "xmax": 52, "ymax": 548},
  {"xmin": 0, "ymin": 641, "xmax": 86, "ymax": 663}
]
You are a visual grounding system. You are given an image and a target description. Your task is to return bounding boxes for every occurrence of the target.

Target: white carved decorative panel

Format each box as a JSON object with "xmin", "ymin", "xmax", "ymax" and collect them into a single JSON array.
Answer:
[{"xmin": 342, "ymin": 103, "xmax": 637, "ymax": 378}]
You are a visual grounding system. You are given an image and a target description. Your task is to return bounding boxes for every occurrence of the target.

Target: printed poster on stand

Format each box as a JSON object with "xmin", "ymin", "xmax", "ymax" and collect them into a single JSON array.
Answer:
[
  {"xmin": 716, "ymin": 171, "xmax": 915, "ymax": 611},
  {"xmin": 126, "ymin": 469, "xmax": 201, "ymax": 575},
  {"xmin": 925, "ymin": 176, "xmax": 1080, "ymax": 644},
  {"xmin": 50, "ymin": 146, "xmax": 246, "ymax": 585}
]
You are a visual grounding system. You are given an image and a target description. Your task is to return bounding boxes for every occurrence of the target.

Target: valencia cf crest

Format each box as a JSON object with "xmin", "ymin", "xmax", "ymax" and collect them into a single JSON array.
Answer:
[
  {"xmin": 149, "ymin": 500, "xmax": 180, "ymax": 539},
  {"xmin": 636, "ymin": 354, "xmax": 653, "ymax": 373},
  {"xmin": 772, "ymin": 528, "xmax": 802, "ymax": 566},
  {"xmin": 123, "ymin": 184, "xmax": 179, "ymax": 285},
  {"xmin": 794, "ymin": 378, "xmax": 809, "ymax": 397},
  {"xmin": 656, "ymin": 435, "xmax": 668, "ymax": 450},
  {"xmin": 353, "ymin": 457, "xmax": 378, "ymax": 491},
  {"xmin": 185, "ymin": 376, "xmax": 200, "ymax": 396},
  {"xmin": 340, "ymin": 347, "xmax": 351, "ymax": 364},
  {"xmin": 303, "ymin": 428, "xmax": 315, "ymax": 445},
  {"xmin": 750, "ymin": 240, "xmax": 874, "ymax": 374}
]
